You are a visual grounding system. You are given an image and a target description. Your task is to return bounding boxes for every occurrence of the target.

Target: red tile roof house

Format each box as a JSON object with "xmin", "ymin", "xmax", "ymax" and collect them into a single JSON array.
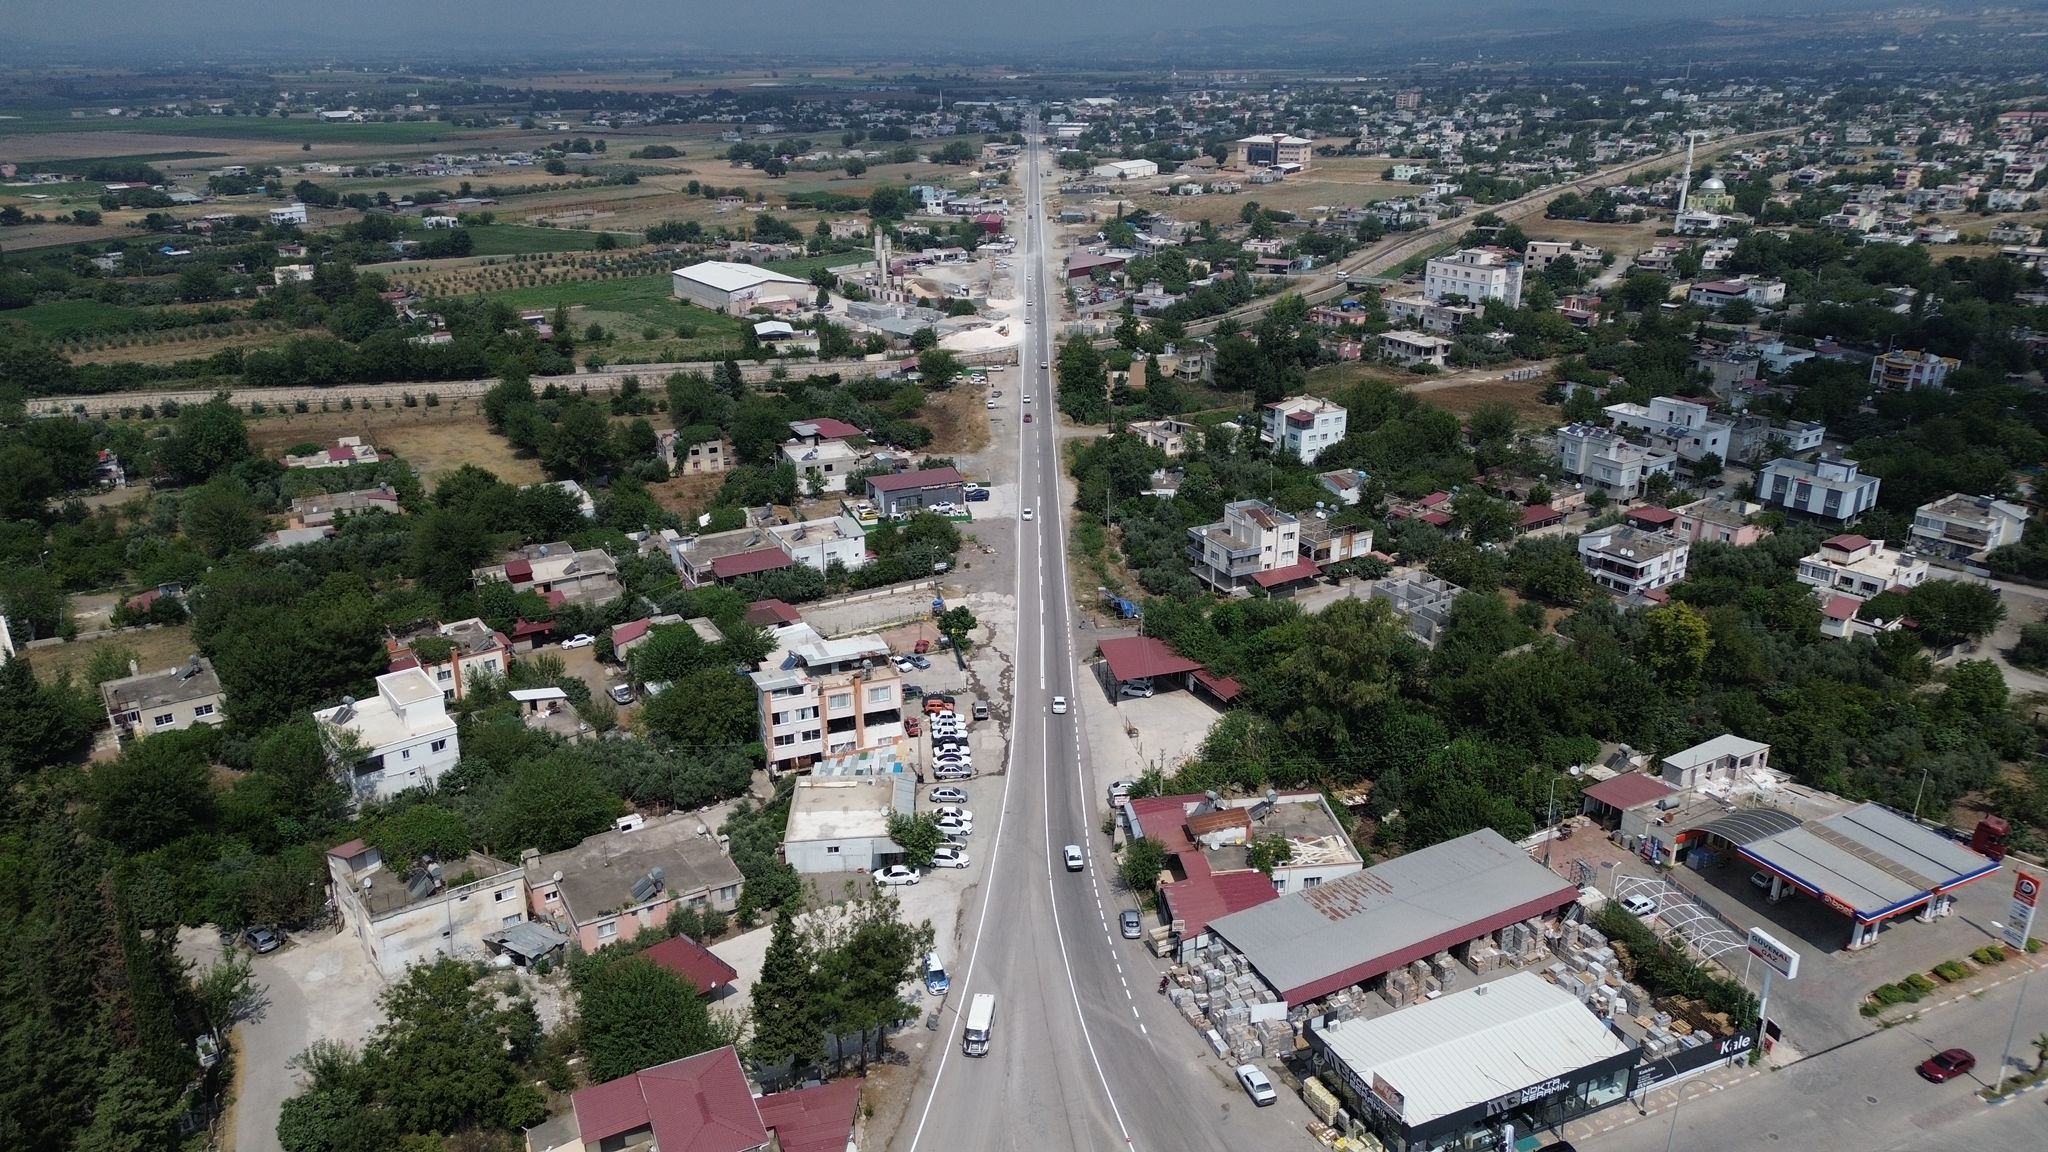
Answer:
[
  {"xmin": 640, "ymin": 934, "xmax": 740, "ymax": 998},
  {"xmin": 611, "ymin": 618, "xmax": 655, "ymax": 662},
  {"xmin": 547, "ymin": 1046, "xmax": 858, "ymax": 1152}
]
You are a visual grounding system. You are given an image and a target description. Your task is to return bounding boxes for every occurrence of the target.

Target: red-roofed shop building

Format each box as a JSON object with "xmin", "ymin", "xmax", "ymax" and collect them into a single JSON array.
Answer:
[
  {"xmin": 1206, "ymin": 828, "xmax": 1579, "ymax": 1006},
  {"xmin": 1123, "ymin": 790, "xmax": 1364, "ymax": 957},
  {"xmin": 1096, "ymin": 635, "xmax": 1245, "ymax": 707},
  {"xmin": 865, "ymin": 467, "xmax": 966, "ymax": 517},
  {"xmin": 542, "ymin": 1046, "xmax": 859, "ymax": 1152}
]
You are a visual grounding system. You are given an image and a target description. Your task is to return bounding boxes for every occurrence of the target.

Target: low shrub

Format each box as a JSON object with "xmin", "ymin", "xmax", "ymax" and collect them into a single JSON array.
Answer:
[
  {"xmin": 1933, "ymin": 960, "xmax": 1972, "ymax": 982},
  {"xmin": 1904, "ymin": 972, "xmax": 1938, "ymax": 996}
]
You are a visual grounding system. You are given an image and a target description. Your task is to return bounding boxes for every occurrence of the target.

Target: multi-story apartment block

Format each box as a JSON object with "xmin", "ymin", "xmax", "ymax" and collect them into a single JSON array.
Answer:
[
  {"xmin": 749, "ymin": 623, "xmax": 905, "ymax": 775},
  {"xmin": 1523, "ymin": 240, "xmax": 1604, "ymax": 270},
  {"xmin": 1189, "ymin": 500, "xmax": 1301, "ymax": 593},
  {"xmin": 657, "ymin": 430, "xmax": 731, "ymax": 475},
  {"xmin": 1728, "ymin": 413, "xmax": 1826, "ymax": 463},
  {"xmin": 1796, "ymin": 535, "xmax": 1930, "ymax": 601},
  {"xmin": 1298, "ymin": 517, "xmax": 1375, "ymax": 566},
  {"xmin": 1869, "ymin": 348, "xmax": 1959, "ymax": 391},
  {"xmin": 1383, "ymin": 293, "xmax": 1478, "ymax": 334},
  {"xmin": 388, "ymin": 617, "xmax": 512, "ymax": 701},
  {"xmin": 1602, "ymin": 395, "xmax": 1732, "ymax": 464},
  {"xmin": 1755, "ymin": 456, "xmax": 1881, "ymax": 522},
  {"xmin": 1128, "ymin": 418, "xmax": 1200, "ymax": 457},
  {"xmin": 1578, "ymin": 526, "xmax": 1691, "ymax": 596},
  {"xmin": 1911, "ymin": 494, "xmax": 2031, "ymax": 560},
  {"xmin": 1380, "ymin": 330, "xmax": 1452, "ymax": 368},
  {"xmin": 1423, "ymin": 247, "xmax": 1523, "ymax": 308},
  {"xmin": 1232, "ymin": 134, "xmax": 1313, "ymax": 170},
  {"xmin": 1557, "ymin": 424, "xmax": 1677, "ymax": 497},
  {"xmin": 314, "ymin": 668, "xmax": 460, "ymax": 804},
  {"xmin": 1261, "ymin": 396, "xmax": 1349, "ymax": 463}
]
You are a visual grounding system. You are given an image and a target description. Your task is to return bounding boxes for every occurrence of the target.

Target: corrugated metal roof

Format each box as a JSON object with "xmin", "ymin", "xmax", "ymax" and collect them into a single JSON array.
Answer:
[
  {"xmin": 1210, "ymin": 829, "xmax": 1577, "ymax": 1004},
  {"xmin": 1743, "ymin": 803, "xmax": 1999, "ymax": 919},
  {"xmin": 1313, "ymin": 972, "xmax": 1632, "ymax": 1127}
]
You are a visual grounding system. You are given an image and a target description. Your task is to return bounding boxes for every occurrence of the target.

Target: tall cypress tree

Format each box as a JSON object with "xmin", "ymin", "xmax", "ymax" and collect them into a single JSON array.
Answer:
[{"xmin": 747, "ymin": 908, "xmax": 823, "ymax": 1071}]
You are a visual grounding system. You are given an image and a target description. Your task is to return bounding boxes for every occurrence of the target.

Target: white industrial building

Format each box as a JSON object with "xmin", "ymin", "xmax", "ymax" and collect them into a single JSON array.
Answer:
[
  {"xmin": 314, "ymin": 668, "xmax": 460, "ymax": 804},
  {"xmin": 670, "ymin": 260, "xmax": 813, "ymax": 314},
  {"xmin": 1092, "ymin": 158, "xmax": 1159, "ymax": 181}
]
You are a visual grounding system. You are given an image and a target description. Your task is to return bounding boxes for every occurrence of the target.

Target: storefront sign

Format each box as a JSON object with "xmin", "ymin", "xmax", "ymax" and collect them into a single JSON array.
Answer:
[
  {"xmin": 1745, "ymin": 926, "xmax": 1800, "ymax": 980},
  {"xmin": 1370, "ymin": 1072, "xmax": 1405, "ymax": 1119},
  {"xmin": 1632, "ymin": 1031, "xmax": 1754, "ymax": 1094},
  {"xmin": 2004, "ymin": 872, "xmax": 2040, "ymax": 952},
  {"xmin": 1821, "ymin": 892, "xmax": 1855, "ymax": 917},
  {"xmin": 1484, "ymin": 1075, "xmax": 1570, "ymax": 1117}
]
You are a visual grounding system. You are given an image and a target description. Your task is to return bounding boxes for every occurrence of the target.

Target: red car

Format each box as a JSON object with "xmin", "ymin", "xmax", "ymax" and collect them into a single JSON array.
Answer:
[
  {"xmin": 1918, "ymin": 1048, "xmax": 1976, "ymax": 1083},
  {"xmin": 1024, "ymin": 413, "xmax": 1033, "ymax": 423},
  {"xmin": 905, "ymin": 716, "xmax": 921, "ymax": 737},
  {"xmin": 914, "ymin": 639, "xmax": 932, "ymax": 654}
]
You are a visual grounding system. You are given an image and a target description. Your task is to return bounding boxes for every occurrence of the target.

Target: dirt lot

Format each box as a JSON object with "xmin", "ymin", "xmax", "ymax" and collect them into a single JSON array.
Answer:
[
  {"xmin": 1520, "ymin": 216, "xmax": 1667, "ymax": 265},
  {"xmin": 29, "ymin": 623, "xmax": 197, "ymax": 685},
  {"xmin": 647, "ymin": 472, "xmax": 727, "ymax": 521},
  {"xmin": 1409, "ymin": 376, "xmax": 1558, "ymax": 421},
  {"xmin": 245, "ymin": 405, "xmax": 545, "ymax": 487},
  {"xmin": 921, "ymin": 387, "xmax": 991, "ymax": 454}
]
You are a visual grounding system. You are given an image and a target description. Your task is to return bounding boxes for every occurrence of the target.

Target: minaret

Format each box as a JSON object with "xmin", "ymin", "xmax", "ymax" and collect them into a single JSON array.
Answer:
[{"xmin": 1677, "ymin": 131, "xmax": 1698, "ymax": 215}]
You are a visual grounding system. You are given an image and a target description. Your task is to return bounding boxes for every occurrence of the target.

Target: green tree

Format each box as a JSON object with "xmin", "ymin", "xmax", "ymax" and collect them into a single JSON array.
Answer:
[
  {"xmin": 360, "ymin": 959, "xmax": 539, "ymax": 1135},
  {"xmin": 577, "ymin": 956, "xmax": 737, "ymax": 1083},
  {"xmin": 192, "ymin": 952, "xmax": 258, "ymax": 1036},
  {"xmin": 368, "ymin": 804, "xmax": 471, "ymax": 874},
  {"xmin": 408, "ymin": 508, "xmax": 492, "ymax": 604},
  {"xmin": 88, "ymin": 728, "xmax": 218, "ymax": 852},
  {"xmin": 887, "ymin": 812, "xmax": 945, "ymax": 868},
  {"xmin": 182, "ymin": 478, "xmax": 262, "ymax": 558},
  {"xmin": 1451, "ymin": 491, "xmax": 1520, "ymax": 546},
  {"xmin": 936, "ymin": 606, "xmax": 978, "ymax": 653},
  {"xmin": 485, "ymin": 755, "xmax": 622, "ymax": 854},
  {"xmin": 1943, "ymin": 659, "xmax": 2009, "ymax": 720},
  {"xmin": 160, "ymin": 396, "xmax": 251, "ymax": 485},
  {"xmin": 1906, "ymin": 580, "xmax": 2006, "ymax": 647},
  {"xmin": 1466, "ymin": 402, "xmax": 1519, "ymax": 445},
  {"xmin": 749, "ymin": 907, "xmax": 824, "ymax": 1068},
  {"xmin": 1120, "ymin": 836, "xmax": 1169, "ymax": 895},
  {"xmin": 813, "ymin": 891, "xmax": 933, "ymax": 1067},
  {"xmin": 640, "ymin": 667, "xmax": 758, "ymax": 748},
  {"xmin": 1642, "ymin": 601, "xmax": 1714, "ymax": 683}
]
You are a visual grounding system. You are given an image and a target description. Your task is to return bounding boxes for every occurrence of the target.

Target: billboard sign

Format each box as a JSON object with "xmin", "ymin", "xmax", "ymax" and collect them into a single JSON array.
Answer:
[
  {"xmin": 2003, "ymin": 872, "xmax": 2039, "ymax": 952},
  {"xmin": 1745, "ymin": 926, "xmax": 1800, "ymax": 980}
]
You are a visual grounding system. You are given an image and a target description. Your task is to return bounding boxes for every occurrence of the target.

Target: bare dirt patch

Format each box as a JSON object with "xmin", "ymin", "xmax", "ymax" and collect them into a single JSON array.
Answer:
[
  {"xmin": 647, "ymin": 472, "xmax": 727, "ymax": 522},
  {"xmin": 245, "ymin": 405, "xmax": 545, "ymax": 487},
  {"xmin": 1407, "ymin": 377, "xmax": 1557, "ymax": 421},
  {"xmin": 920, "ymin": 388, "xmax": 990, "ymax": 454}
]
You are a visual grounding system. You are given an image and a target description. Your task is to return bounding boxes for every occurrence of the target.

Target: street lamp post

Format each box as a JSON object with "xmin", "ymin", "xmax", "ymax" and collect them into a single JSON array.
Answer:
[
  {"xmin": 1543, "ymin": 764, "xmax": 1582, "ymax": 867},
  {"xmin": 1912, "ymin": 765, "xmax": 1931, "ymax": 822}
]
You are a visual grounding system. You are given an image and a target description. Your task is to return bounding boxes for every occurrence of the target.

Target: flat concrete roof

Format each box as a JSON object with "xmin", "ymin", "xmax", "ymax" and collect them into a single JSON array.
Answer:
[
  {"xmin": 784, "ymin": 776, "xmax": 915, "ymax": 844},
  {"xmin": 1211, "ymin": 829, "xmax": 1578, "ymax": 1005},
  {"xmin": 1740, "ymin": 803, "xmax": 2001, "ymax": 923}
]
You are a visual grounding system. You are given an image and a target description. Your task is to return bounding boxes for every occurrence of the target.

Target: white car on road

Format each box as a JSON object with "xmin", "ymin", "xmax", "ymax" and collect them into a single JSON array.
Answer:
[
  {"xmin": 936, "ymin": 814, "xmax": 974, "ymax": 837},
  {"xmin": 931, "ymin": 847, "xmax": 971, "ymax": 869},
  {"xmin": 1235, "ymin": 1064, "xmax": 1278, "ymax": 1106},
  {"xmin": 873, "ymin": 865, "xmax": 922, "ymax": 886},
  {"xmin": 560, "ymin": 634, "xmax": 595, "ymax": 649},
  {"xmin": 1051, "ymin": 696, "xmax": 1068, "ymax": 714}
]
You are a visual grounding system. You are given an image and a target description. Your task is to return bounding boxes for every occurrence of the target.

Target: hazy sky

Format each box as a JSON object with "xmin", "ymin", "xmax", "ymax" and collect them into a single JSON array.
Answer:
[{"xmin": 0, "ymin": 0, "xmax": 1908, "ymax": 58}]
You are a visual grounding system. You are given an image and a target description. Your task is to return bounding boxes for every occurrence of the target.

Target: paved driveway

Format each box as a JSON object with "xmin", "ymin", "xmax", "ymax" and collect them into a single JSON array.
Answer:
[{"xmin": 179, "ymin": 924, "xmax": 384, "ymax": 1152}]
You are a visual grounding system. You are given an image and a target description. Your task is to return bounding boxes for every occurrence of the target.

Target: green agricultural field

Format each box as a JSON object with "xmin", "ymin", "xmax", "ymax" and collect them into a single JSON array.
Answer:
[
  {"xmin": 1, "ymin": 298, "xmax": 148, "ymax": 339},
  {"xmin": 0, "ymin": 112, "xmax": 464, "ymax": 145},
  {"xmin": 460, "ymin": 223, "xmax": 606, "ymax": 256},
  {"xmin": 22, "ymin": 151, "xmax": 229, "ymax": 174},
  {"xmin": 469, "ymin": 272, "xmax": 751, "ymax": 360}
]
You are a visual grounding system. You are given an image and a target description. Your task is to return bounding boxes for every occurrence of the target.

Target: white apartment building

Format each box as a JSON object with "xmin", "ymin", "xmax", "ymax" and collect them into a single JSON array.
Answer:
[
  {"xmin": 1870, "ymin": 348, "xmax": 1959, "ymax": 391},
  {"xmin": 1188, "ymin": 500, "xmax": 1302, "ymax": 593},
  {"xmin": 1796, "ymin": 535, "xmax": 1930, "ymax": 601},
  {"xmin": 1261, "ymin": 396, "xmax": 1349, "ymax": 463},
  {"xmin": 1523, "ymin": 239, "xmax": 1604, "ymax": 269},
  {"xmin": 1602, "ymin": 395, "xmax": 1732, "ymax": 464},
  {"xmin": 101, "ymin": 656, "xmax": 225, "ymax": 741},
  {"xmin": 1557, "ymin": 424, "xmax": 1677, "ymax": 497},
  {"xmin": 750, "ymin": 623, "xmax": 905, "ymax": 774},
  {"xmin": 314, "ymin": 668, "xmax": 461, "ymax": 804},
  {"xmin": 781, "ymin": 437, "xmax": 862, "ymax": 493},
  {"xmin": 1383, "ymin": 293, "xmax": 1478, "ymax": 335},
  {"xmin": 1911, "ymin": 494, "xmax": 2031, "ymax": 560},
  {"xmin": 1755, "ymin": 456, "xmax": 1881, "ymax": 522},
  {"xmin": 325, "ymin": 841, "xmax": 528, "ymax": 981},
  {"xmin": 1423, "ymin": 247, "xmax": 1523, "ymax": 308},
  {"xmin": 268, "ymin": 202, "xmax": 309, "ymax": 226},
  {"xmin": 1728, "ymin": 413, "xmax": 1825, "ymax": 463},
  {"xmin": 770, "ymin": 515, "xmax": 871, "ymax": 574},
  {"xmin": 1380, "ymin": 329, "xmax": 1452, "ymax": 368},
  {"xmin": 1577, "ymin": 526, "xmax": 1691, "ymax": 596}
]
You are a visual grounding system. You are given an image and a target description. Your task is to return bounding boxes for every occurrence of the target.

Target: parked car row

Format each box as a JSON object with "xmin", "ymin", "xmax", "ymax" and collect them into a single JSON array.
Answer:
[{"xmin": 927, "ymin": 693, "xmax": 973, "ymax": 781}]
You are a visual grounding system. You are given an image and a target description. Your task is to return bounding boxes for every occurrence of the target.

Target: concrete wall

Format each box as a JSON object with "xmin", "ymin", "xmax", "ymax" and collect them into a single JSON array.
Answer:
[{"xmin": 786, "ymin": 835, "xmax": 894, "ymax": 874}]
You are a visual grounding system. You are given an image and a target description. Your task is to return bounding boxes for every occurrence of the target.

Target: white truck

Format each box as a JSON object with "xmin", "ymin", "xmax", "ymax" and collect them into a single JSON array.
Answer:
[{"xmin": 962, "ymin": 992, "xmax": 996, "ymax": 1057}]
